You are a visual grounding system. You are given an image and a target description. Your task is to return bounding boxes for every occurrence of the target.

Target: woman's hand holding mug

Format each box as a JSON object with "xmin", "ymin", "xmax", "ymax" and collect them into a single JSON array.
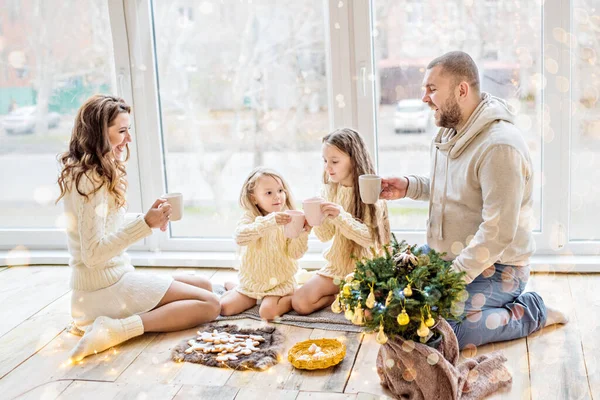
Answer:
[{"xmin": 145, "ymin": 198, "xmax": 172, "ymax": 231}]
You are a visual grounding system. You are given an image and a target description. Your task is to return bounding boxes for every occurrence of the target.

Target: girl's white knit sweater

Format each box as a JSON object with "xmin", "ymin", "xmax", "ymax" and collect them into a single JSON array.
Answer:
[
  {"xmin": 315, "ymin": 185, "xmax": 387, "ymax": 279},
  {"xmin": 234, "ymin": 212, "xmax": 308, "ymax": 299}
]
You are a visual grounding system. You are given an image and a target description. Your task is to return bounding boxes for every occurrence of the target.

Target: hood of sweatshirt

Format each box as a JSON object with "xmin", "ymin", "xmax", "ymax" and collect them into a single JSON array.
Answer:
[{"xmin": 428, "ymin": 92, "xmax": 517, "ymax": 240}]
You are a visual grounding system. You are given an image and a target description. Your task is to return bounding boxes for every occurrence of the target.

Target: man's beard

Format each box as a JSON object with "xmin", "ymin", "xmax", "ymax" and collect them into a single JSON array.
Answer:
[{"xmin": 437, "ymin": 96, "xmax": 462, "ymax": 129}]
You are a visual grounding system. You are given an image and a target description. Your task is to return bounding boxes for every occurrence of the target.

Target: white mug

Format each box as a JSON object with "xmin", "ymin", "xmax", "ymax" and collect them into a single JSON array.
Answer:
[
  {"xmin": 162, "ymin": 193, "xmax": 183, "ymax": 221},
  {"xmin": 284, "ymin": 210, "xmax": 305, "ymax": 239},
  {"xmin": 358, "ymin": 175, "xmax": 382, "ymax": 204},
  {"xmin": 302, "ymin": 197, "xmax": 325, "ymax": 226}
]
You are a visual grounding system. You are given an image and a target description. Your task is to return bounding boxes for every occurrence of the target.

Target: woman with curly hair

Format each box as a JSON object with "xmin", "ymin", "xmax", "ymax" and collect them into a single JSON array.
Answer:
[{"xmin": 57, "ymin": 95, "xmax": 220, "ymax": 362}]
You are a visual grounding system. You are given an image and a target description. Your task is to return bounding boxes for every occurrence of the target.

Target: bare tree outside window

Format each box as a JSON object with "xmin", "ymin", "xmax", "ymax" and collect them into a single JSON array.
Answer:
[{"xmin": 0, "ymin": 0, "xmax": 116, "ymax": 229}]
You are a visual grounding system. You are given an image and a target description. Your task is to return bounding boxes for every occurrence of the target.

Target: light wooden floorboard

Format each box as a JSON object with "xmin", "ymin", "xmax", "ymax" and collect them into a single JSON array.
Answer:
[
  {"xmin": 174, "ymin": 384, "xmax": 239, "ymax": 400},
  {"xmin": 527, "ymin": 273, "xmax": 592, "ymax": 400},
  {"xmin": 13, "ymin": 380, "xmax": 73, "ymax": 400},
  {"xmin": 345, "ymin": 333, "xmax": 393, "ymax": 398},
  {"xmin": 567, "ymin": 274, "xmax": 600, "ymax": 398},
  {"xmin": 210, "ymin": 269, "xmax": 240, "ymax": 286},
  {"xmin": 296, "ymin": 392, "xmax": 357, "ymax": 400},
  {"xmin": 56, "ymin": 381, "xmax": 181, "ymax": 400},
  {"xmin": 1, "ymin": 267, "xmax": 599, "ymax": 400},
  {"xmin": 0, "ymin": 293, "xmax": 71, "ymax": 379},
  {"xmin": 0, "ymin": 329, "xmax": 156, "ymax": 399},
  {"xmin": 235, "ymin": 387, "xmax": 299, "ymax": 400},
  {"xmin": 0, "ymin": 266, "xmax": 71, "ymax": 338}
]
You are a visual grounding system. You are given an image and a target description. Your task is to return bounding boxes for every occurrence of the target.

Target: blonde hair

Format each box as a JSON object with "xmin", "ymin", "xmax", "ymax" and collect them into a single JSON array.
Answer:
[
  {"xmin": 239, "ymin": 167, "xmax": 296, "ymax": 217},
  {"xmin": 56, "ymin": 94, "xmax": 131, "ymax": 208},
  {"xmin": 322, "ymin": 128, "xmax": 390, "ymax": 249}
]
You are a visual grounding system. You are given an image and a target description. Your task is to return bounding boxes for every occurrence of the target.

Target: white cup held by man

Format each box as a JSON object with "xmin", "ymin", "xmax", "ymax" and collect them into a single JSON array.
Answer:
[{"xmin": 359, "ymin": 175, "xmax": 382, "ymax": 204}]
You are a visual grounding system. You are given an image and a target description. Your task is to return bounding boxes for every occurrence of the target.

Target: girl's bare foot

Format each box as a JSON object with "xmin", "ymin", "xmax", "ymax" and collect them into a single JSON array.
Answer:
[{"xmin": 224, "ymin": 281, "xmax": 237, "ymax": 291}]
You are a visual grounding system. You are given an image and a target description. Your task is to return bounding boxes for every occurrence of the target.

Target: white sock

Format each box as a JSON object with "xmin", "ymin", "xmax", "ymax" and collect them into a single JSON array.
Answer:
[
  {"xmin": 69, "ymin": 315, "xmax": 144, "ymax": 362},
  {"xmin": 544, "ymin": 306, "xmax": 569, "ymax": 327}
]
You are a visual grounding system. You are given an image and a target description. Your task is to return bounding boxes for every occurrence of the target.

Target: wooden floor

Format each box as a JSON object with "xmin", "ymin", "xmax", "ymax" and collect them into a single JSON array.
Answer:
[{"xmin": 0, "ymin": 266, "xmax": 597, "ymax": 400}]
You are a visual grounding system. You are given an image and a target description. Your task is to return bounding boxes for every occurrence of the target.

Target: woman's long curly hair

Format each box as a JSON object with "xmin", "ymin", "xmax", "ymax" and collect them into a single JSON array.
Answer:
[
  {"xmin": 322, "ymin": 128, "xmax": 390, "ymax": 251},
  {"xmin": 56, "ymin": 95, "xmax": 131, "ymax": 207}
]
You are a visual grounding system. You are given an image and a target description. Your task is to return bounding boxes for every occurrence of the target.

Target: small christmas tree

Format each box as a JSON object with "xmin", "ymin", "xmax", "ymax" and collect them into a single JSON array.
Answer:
[{"xmin": 332, "ymin": 234, "xmax": 467, "ymax": 345}]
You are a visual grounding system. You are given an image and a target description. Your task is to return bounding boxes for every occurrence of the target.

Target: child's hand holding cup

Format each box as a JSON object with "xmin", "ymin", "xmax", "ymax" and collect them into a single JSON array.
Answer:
[
  {"xmin": 302, "ymin": 197, "xmax": 325, "ymax": 226},
  {"xmin": 283, "ymin": 210, "xmax": 306, "ymax": 239}
]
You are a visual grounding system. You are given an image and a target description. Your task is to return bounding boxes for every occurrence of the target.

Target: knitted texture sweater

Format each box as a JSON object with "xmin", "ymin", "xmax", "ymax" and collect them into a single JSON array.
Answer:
[
  {"xmin": 63, "ymin": 173, "xmax": 152, "ymax": 291},
  {"xmin": 315, "ymin": 185, "xmax": 388, "ymax": 279},
  {"xmin": 234, "ymin": 212, "xmax": 309, "ymax": 299}
]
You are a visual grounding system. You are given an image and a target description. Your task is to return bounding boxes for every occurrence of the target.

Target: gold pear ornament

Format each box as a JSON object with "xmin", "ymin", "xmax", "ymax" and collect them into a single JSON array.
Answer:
[
  {"xmin": 331, "ymin": 295, "xmax": 342, "ymax": 313},
  {"xmin": 345, "ymin": 307, "xmax": 354, "ymax": 321},
  {"xmin": 366, "ymin": 286, "xmax": 376, "ymax": 309},
  {"xmin": 352, "ymin": 303, "xmax": 365, "ymax": 325},
  {"xmin": 417, "ymin": 320, "xmax": 430, "ymax": 338},
  {"xmin": 385, "ymin": 291, "xmax": 393, "ymax": 307},
  {"xmin": 376, "ymin": 322, "xmax": 388, "ymax": 344}
]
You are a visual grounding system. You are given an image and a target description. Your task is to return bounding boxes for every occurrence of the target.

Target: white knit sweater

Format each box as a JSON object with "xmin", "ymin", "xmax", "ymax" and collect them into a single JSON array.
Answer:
[
  {"xmin": 315, "ymin": 185, "xmax": 388, "ymax": 279},
  {"xmin": 234, "ymin": 212, "xmax": 309, "ymax": 299},
  {"xmin": 63, "ymin": 173, "xmax": 152, "ymax": 291}
]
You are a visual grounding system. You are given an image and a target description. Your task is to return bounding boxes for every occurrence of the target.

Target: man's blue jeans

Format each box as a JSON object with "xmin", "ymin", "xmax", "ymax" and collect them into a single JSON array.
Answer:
[{"xmin": 420, "ymin": 246, "xmax": 547, "ymax": 349}]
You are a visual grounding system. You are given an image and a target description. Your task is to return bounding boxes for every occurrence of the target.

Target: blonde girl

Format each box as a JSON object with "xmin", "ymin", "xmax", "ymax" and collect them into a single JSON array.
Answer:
[{"xmin": 220, "ymin": 167, "xmax": 310, "ymax": 320}]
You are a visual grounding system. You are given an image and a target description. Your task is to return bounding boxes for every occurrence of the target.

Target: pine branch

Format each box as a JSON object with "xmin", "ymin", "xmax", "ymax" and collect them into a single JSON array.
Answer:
[{"xmin": 337, "ymin": 241, "xmax": 467, "ymax": 343}]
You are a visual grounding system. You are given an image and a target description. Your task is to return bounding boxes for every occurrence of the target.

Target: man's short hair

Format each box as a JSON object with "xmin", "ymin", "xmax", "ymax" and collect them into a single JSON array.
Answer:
[{"xmin": 427, "ymin": 51, "xmax": 480, "ymax": 93}]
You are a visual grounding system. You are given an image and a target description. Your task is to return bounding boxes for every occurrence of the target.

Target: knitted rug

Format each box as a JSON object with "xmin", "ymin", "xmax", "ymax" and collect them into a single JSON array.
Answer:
[
  {"xmin": 376, "ymin": 319, "xmax": 512, "ymax": 400},
  {"xmin": 172, "ymin": 323, "xmax": 284, "ymax": 370},
  {"xmin": 212, "ymin": 284, "xmax": 362, "ymax": 333},
  {"xmin": 217, "ymin": 305, "xmax": 363, "ymax": 333}
]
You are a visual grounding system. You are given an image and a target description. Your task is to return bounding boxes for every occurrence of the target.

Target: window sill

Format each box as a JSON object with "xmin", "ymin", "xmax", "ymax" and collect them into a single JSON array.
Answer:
[{"xmin": 1, "ymin": 250, "xmax": 600, "ymax": 272}]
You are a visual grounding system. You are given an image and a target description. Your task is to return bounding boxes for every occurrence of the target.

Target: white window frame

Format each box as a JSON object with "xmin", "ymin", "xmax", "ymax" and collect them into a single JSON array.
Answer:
[
  {"xmin": 2, "ymin": 0, "xmax": 599, "ymax": 266},
  {"xmin": 0, "ymin": 0, "xmax": 139, "ymax": 251},
  {"xmin": 121, "ymin": 0, "xmax": 348, "ymax": 253},
  {"xmin": 350, "ymin": 0, "xmax": 599, "ymax": 257}
]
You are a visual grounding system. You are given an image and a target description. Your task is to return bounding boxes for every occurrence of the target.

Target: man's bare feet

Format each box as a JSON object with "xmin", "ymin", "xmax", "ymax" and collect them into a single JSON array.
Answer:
[{"xmin": 544, "ymin": 305, "xmax": 569, "ymax": 327}]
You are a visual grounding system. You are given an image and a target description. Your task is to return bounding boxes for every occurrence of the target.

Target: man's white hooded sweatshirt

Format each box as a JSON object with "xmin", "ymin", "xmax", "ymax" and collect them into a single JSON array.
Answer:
[{"xmin": 406, "ymin": 92, "xmax": 535, "ymax": 283}]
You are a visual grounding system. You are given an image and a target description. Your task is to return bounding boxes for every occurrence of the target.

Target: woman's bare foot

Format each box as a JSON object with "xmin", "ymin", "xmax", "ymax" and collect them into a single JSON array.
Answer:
[
  {"xmin": 544, "ymin": 305, "xmax": 569, "ymax": 327},
  {"xmin": 224, "ymin": 281, "xmax": 237, "ymax": 291}
]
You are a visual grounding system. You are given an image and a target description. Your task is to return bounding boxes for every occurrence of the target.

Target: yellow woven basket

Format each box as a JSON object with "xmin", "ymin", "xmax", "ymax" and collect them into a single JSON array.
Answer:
[{"xmin": 288, "ymin": 338, "xmax": 346, "ymax": 370}]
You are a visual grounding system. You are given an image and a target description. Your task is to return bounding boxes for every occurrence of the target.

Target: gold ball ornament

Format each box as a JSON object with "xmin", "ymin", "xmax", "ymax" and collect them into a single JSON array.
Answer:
[
  {"xmin": 425, "ymin": 316, "xmax": 435, "ymax": 327},
  {"xmin": 397, "ymin": 310, "xmax": 410, "ymax": 326},
  {"xmin": 403, "ymin": 285, "xmax": 413, "ymax": 297}
]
